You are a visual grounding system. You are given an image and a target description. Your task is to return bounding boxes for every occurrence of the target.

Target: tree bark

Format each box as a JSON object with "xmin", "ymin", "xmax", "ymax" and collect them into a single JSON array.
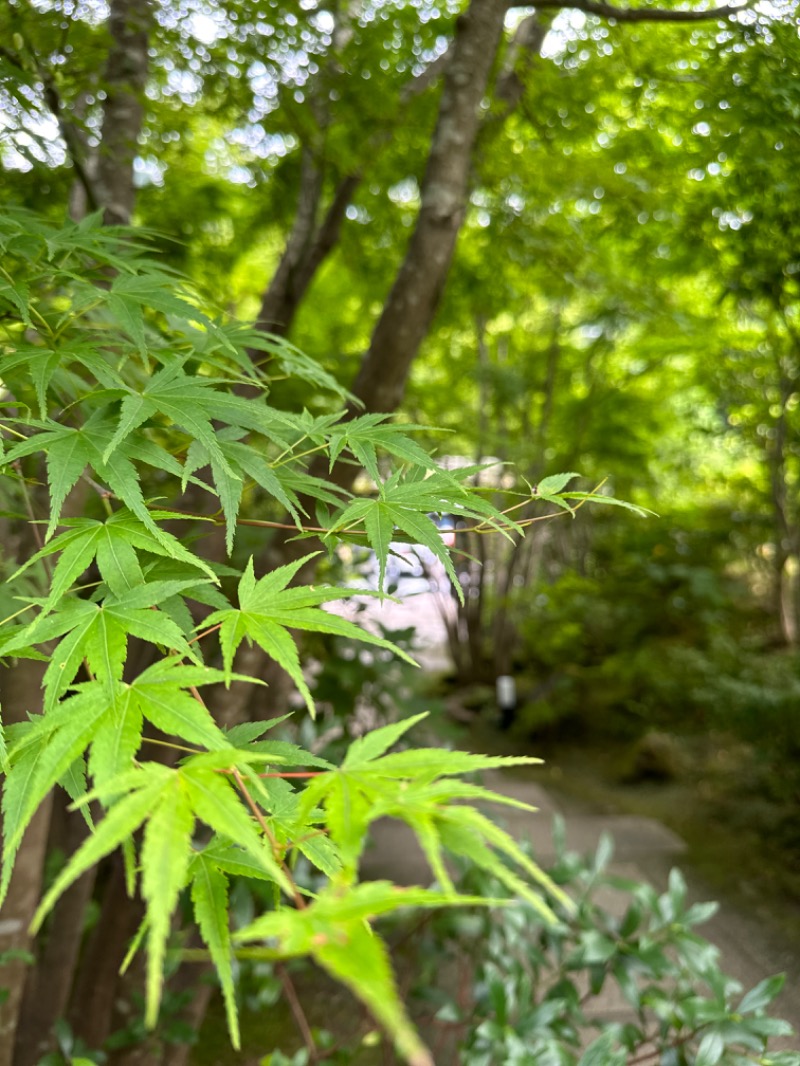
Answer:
[
  {"xmin": 254, "ymin": 154, "xmax": 361, "ymax": 338},
  {"xmin": 250, "ymin": 42, "xmax": 455, "ymax": 346},
  {"xmin": 68, "ymin": 856, "xmax": 145, "ymax": 1050},
  {"xmin": 13, "ymin": 803, "xmax": 95, "ymax": 1066},
  {"xmin": 349, "ymin": 0, "xmax": 509, "ymax": 419},
  {"xmin": 0, "ymin": 662, "xmax": 50, "ymax": 1066},
  {"xmin": 767, "ymin": 352, "xmax": 798, "ymax": 645},
  {"xmin": 94, "ymin": 0, "xmax": 152, "ymax": 224},
  {"xmin": 492, "ymin": 14, "xmax": 549, "ymax": 120}
]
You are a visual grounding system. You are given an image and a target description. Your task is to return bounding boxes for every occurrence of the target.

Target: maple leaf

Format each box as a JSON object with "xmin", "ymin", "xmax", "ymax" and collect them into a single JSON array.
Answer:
[{"xmin": 204, "ymin": 555, "xmax": 416, "ymax": 716}]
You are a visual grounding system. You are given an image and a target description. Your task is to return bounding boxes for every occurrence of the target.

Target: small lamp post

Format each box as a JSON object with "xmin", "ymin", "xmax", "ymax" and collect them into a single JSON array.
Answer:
[{"xmin": 496, "ymin": 674, "xmax": 517, "ymax": 731}]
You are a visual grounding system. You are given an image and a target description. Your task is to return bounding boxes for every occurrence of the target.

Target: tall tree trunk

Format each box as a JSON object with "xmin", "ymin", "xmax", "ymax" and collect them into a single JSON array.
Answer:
[
  {"xmin": 94, "ymin": 0, "xmax": 152, "ymax": 224},
  {"xmin": 349, "ymin": 0, "xmax": 508, "ymax": 419},
  {"xmin": 767, "ymin": 351, "xmax": 797, "ymax": 645},
  {"xmin": 13, "ymin": 803, "xmax": 95, "ymax": 1066},
  {"xmin": 249, "ymin": 0, "xmax": 522, "ymax": 710}
]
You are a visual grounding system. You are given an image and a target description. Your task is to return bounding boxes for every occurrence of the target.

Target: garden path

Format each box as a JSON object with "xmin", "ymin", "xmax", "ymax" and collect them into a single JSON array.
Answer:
[{"xmin": 354, "ymin": 582, "xmax": 800, "ymax": 1045}]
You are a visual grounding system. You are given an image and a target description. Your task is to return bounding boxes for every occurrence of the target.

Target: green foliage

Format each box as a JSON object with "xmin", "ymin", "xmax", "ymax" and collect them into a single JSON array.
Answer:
[
  {"xmin": 0, "ymin": 211, "xmax": 629, "ymax": 1061},
  {"xmin": 509, "ymin": 513, "xmax": 760, "ymax": 738},
  {"xmin": 242, "ymin": 833, "xmax": 800, "ymax": 1064},
  {"xmin": 404, "ymin": 833, "xmax": 800, "ymax": 1066}
]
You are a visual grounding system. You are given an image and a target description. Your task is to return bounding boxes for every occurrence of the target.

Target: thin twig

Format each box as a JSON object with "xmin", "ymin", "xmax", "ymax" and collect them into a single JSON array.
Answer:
[
  {"xmin": 277, "ymin": 962, "xmax": 319, "ymax": 1062},
  {"xmin": 187, "ymin": 622, "xmax": 222, "ymax": 646},
  {"xmin": 13, "ymin": 460, "xmax": 52, "ymax": 579},
  {"xmin": 230, "ymin": 765, "xmax": 308, "ymax": 911}
]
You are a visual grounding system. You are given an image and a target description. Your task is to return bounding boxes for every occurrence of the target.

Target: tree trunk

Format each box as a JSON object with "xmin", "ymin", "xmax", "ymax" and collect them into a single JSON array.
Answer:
[
  {"xmin": 68, "ymin": 856, "xmax": 145, "ymax": 1050},
  {"xmin": 349, "ymin": 0, "xmax": 508, "ymax": 419},
  {"xmin": 13, "ymin": 802, "xmax": 95, "ymax": 1066},
  {"xmin": 94, "ymin": 0, "xmax": 152, "ymax": 224},
  {"xmin": 254, "ymin": 158, "xmax": 361, "ymax": 339},
  {"xmin": 0, "ymin": 661, "xmax": 50, "ymax": 1066},
  {"xmin": 767, "ymin": 354, "xmax": 797, "ymax": 645},
  {"xmin": 249, "ymin": 40, "xmax": 456, "ymax": 345}
]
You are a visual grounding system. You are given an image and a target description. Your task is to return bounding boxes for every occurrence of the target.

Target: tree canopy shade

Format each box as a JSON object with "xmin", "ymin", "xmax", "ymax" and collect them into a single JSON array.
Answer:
[{"xmin": 3, "ymin": 0, "xmax": 797, "ymax": 433}]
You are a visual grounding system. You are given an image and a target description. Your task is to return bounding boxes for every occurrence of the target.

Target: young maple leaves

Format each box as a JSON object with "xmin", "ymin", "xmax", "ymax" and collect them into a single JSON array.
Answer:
[{"xmin": 0, "ymin": 212, "xmax": 639, "ymax": 1062}]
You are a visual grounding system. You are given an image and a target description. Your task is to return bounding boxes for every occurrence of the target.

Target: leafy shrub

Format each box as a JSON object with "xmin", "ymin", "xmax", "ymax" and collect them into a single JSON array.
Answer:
[
  {"xmin": 244, "ymin": 830, "xmax": 800, "ymax": 1065},
  {"xmin": 406, "ymin": 829, "xmax": 800, "ymax": 1066},
  {"xmin": 510, "ymin": 516, "xmax": 784, "ymax": 741}
]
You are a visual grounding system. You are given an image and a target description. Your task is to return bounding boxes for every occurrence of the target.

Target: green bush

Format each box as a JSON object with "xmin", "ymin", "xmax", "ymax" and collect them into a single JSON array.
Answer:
[
  {"xmin": 408, "ymin": 830, "xmax": 800, "ymax": 1066},
  {"xmin": 249, "ymin": 830, "xmax": 800, "ymax": 1065},
  {"xmin": 510, "ymin": 517, "xmax": 787, "ymax": 744}
]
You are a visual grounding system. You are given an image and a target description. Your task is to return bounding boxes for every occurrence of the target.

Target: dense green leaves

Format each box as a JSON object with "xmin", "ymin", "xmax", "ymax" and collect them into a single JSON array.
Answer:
[
  {"xmin": 408, "ymin": 843, "xmax": 800, "ymax": 1066},
  {"xmin": 0, "ymin": 211, "xmax": 653, "ymax": 1061},
  {"xmin": 206, "ymin": 555, "xmax": 417, "ymax": 714}
]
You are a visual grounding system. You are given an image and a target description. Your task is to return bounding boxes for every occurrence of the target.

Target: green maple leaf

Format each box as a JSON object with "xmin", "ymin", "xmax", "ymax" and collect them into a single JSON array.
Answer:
[
  {"xmin": 86, "ymin": 663, "xmax": 239, "ymax": 787},
  {"xmin": 0, "ymin": 686, "xmax": 111, "ymax": 904},
  {"xmin": 140, "ymin": 779, "xmax": 195, "ymax": 1026},
  {"xmin": 123, "ymin": 660, "xmax": 232, "ymax": 753},
  {"xmin": 0, "ymin": 276, "xmax": 32, "ymax": 324},
  {"xmin": 0, "ymin": 345, "xmax": 125, "ymax": 417},
  {"xmin": 3, "ymin": 422, "xmax": 94, "ymax": 540},
  {"xmin": 236, "ymin": 327, "xmax": 353, "ymax": 400},
  {"xmin": 2, "ymin": 659, "xmax": 251, "ymax": 899},
  {"xmin": 295, "ymin": 715, "xmax": 572, "ymax": 917},
  {"xmin": 1, "ymin": 412, "xmax": 199, "ymax": 547},
  {"xmin": 205, "ymin": 555, "xmax": 416, "ymax": 716},
  {"xmin": 234, "ymin": 882, "xmax": 503, "ymax": 1066},
  {"xmin": 28, "ymin": 752, "xmax": 295, "ymax": 1028},
  {"xmin": 0, "ymin": 583, "xmax": 201, "ymax": 709},
  {"xmin": 94, "ymin": 362, "xmax": 300, "ymax": 552},
  {"xmin": 189, "ymin": 854, "xmax": 239, "ymax": 1047},
  {"xmin": 328, "ymin": 414, "xmax": 445, "ymax": 486},
  {"xmin": 331, "ymin": 466, "xmax": 518, "ymax": 598},
  {"xmin": 9, "ymin": 511, "xmax": 217, "ymax": 621}
]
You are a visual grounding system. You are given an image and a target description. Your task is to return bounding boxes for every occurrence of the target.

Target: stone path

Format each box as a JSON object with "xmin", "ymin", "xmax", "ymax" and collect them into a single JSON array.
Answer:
[
  {"xmin": 363, "ymin": 768, "xmax": 800, "ymax": 1048},
  {"xmin": 343, "ymin": 580, "xmax": 800, "ymax": 1046}
]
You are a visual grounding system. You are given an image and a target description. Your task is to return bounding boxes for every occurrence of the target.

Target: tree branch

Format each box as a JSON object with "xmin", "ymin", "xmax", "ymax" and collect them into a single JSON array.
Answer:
[
  {"xmin": 41, "ymin": 82, "xmax": 100, "ymax": 213},
  {"xmin": 491, "ymin": 13, "xmax": 550, "ymax": 125},
  {"xmin": 529, "ymin": 0, "xmax": 753, "ymax": 22}
]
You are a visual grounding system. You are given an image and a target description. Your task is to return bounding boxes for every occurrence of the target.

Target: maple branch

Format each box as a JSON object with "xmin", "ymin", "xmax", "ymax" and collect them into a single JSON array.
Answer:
[
  {"xmin": 230, "ymin": 766, "xmax": 308, "ymax": 912},
  {"xmin": 527, "ymin": 0, "xmax": 752, "ymax": 21},
  {"xmin": 277, "ymin": 962, "xmax": 319, "ymax": 1063}
]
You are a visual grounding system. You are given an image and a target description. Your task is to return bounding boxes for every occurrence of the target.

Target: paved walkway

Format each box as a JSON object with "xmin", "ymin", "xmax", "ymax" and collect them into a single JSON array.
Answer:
[
  {"xmin": 363, "ymin": 769, "xmax": 800, "ymax": 1051},
  {"xmin": 343, "ymin": 581, "xmax": 800, "ymax": 1047}
]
